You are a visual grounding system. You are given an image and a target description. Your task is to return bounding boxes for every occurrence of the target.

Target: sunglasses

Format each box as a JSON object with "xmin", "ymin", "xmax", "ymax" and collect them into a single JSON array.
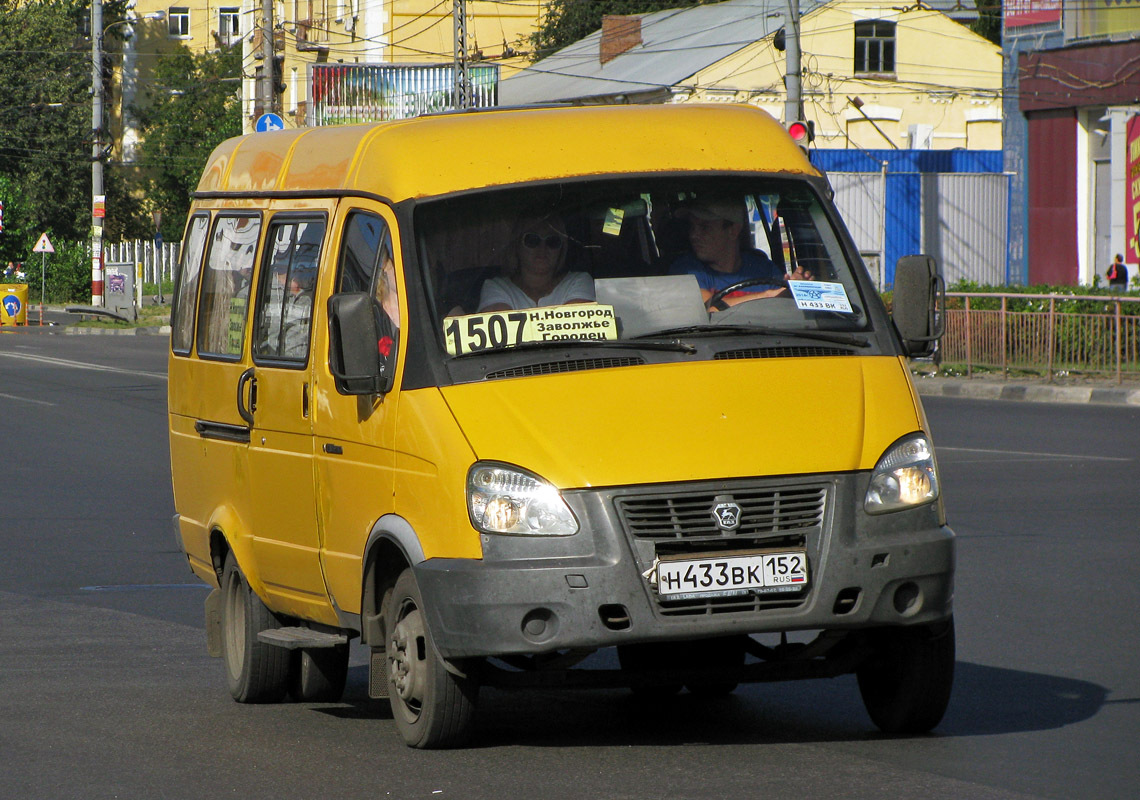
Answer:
[{"xmin": 522, "ymin": 232, "xmax": 563, "ymax": 250}]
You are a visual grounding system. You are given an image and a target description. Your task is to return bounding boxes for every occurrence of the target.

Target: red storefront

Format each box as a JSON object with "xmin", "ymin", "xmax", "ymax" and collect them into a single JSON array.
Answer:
[{"xmin": 1019, "ymin": 41, "xmax": 1140, "ymax": 284}]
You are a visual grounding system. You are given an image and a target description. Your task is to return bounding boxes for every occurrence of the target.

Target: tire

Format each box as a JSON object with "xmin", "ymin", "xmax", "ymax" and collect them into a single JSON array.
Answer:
[
  {"xmin": 220, "ymin": 551, "xmax": 290, "ymax": 703},
  {"xmin": 857, "ymin": 617, "xmax": 955, "ymax": 734},
  {"xmin": 289, "ymin": 644, "xmax": 349, "ymax": 703},
  {"xmin": 618, "ymin": 642, "xmax": 683, "ymax": 698},
  {"xmin": 685, "ymin": 636, "xmax": 746, "ymax": 697},
  {"xmin": 384, "ymin": 568, "xmax": 478, "ymax": 748}
]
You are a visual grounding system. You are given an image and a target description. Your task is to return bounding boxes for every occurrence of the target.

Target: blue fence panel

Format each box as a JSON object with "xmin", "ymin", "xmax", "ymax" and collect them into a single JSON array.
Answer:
[{"xmin": 811, "ymin": 149, "xmax": 1003, "ymax": 174}]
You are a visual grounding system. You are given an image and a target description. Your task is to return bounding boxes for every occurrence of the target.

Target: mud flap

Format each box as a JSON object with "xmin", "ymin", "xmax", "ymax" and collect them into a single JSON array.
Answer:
[
  {"xmin": 369, "ymin": 645, "xmax": 389, "ymax": 699},
  {"xmin": 205, "ymin": 588, "xmax": 222, "ymax": 658}
]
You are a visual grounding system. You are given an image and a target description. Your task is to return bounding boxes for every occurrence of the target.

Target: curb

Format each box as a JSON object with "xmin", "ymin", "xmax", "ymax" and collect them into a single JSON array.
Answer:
[
  {"xmin": 913, "ymin": 377, "xmax": 1140, "ymax": 407},
  {"xmin": 64, "ymin": 325, "xmax": 171, "ymax": 336}
]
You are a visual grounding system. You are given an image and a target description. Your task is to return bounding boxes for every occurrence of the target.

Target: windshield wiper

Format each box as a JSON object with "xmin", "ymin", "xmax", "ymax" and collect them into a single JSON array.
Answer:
[
  {"xmin": 633, "ymin": 324, "xmax": 871, "ymax": 348},
  {"xmin": 450, "ymin": 337, "xmax": 696, "ymax": 360}
]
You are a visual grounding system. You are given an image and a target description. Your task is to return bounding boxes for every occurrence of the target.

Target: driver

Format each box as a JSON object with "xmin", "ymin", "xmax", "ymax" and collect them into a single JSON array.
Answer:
[{"xmin": 670, "ymin": 196, "xmax": 811, "ymax": 309}]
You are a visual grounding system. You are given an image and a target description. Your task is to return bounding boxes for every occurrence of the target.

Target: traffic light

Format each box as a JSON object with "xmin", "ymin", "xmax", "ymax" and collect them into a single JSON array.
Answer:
[
  {"xmin": 787, "ymin": 120, "xmax": 814, "ymax": 150},
  {"xmin": 271, "ymin": 55, "xmax": 287, "ymax": 95},
  {"xmin": 0, "ymin": 200, "xmax": 4, "ymax": 233}
]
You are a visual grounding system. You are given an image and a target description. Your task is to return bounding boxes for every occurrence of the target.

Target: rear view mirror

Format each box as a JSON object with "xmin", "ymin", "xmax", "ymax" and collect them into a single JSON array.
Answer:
[
  {"xmin": 327, "ymin": 292, "xmax": 391, "ymax": 395},
  {"xmin": 892, "ymin": 255, "xmax": 945, "ymax": 358}
]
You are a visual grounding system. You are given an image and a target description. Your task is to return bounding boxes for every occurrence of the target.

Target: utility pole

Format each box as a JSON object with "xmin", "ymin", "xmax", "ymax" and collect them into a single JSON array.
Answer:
[
  {"xmin": 783, "ymin": 0, "xmax": 802, "ymax": 125},
  {"xmin": 261, "ymin": 0, "xmax": 276, "ymax": 115},
  {"xmin": 453, "ymin": 0, "xmax": 470, "ymax": 110},
  {"xmin": 91, "ymin": 0, "xmax": 104, "ymax": 306}
]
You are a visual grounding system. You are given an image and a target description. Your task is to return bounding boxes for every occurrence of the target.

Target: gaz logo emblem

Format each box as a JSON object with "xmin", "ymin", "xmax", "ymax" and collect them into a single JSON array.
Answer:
[{"xmin": 711, "ymin": 500, "xmax": 742, "ymax": 532}]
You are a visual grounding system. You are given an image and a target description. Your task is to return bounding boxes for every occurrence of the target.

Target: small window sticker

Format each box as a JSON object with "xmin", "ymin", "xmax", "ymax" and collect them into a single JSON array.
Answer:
[
  {"xmin": 602, "ymin": 207, "xmax": 625, "ymax": 236},
  {"xmin": 787, "ymin": 280, "xmax": 853, "ymax": 313}
]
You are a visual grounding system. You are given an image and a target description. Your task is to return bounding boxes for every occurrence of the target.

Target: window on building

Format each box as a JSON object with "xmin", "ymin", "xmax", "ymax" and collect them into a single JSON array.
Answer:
[
  {"xmin": 218, "ymin": 7, "xmax": 240, "ymax": 47},
  {"xmin": 854, "ymin": 20, "xmax": 895, "ymax": 74},
  {"xmin": 168, "ymin": 7, "xmax": 191, "ymax": 37}
]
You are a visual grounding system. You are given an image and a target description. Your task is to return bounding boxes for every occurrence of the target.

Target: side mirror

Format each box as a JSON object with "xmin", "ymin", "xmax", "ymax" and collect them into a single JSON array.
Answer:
[
  {"xmin": 892, "ymin": 255, "xmax": 945, "ymax": 358},
  {"xmin": 327, "ymin": 292, "xmax": 392, "ymax": 396}
]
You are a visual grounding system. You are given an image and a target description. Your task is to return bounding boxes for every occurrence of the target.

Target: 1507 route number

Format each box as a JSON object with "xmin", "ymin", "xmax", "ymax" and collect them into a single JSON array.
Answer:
[{"xmin": 444, "ymin": 312, "xmax": 528, "ymax": 355}]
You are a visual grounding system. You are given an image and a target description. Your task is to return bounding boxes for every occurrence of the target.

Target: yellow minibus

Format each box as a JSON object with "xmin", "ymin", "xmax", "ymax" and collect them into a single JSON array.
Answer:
[{"xmin": 168, "ymin": 103, "xmax": 953, "ymax": 748}]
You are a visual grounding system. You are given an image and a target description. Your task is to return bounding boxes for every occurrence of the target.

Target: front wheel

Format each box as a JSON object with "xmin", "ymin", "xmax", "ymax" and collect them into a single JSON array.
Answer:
[
  {"xmin": 385, "ymin": 568, "xmax": 478, "ymax": 748},
  {"xmin": 856, "ymin": 617, "xmax": 955, "ymax": 734},
  {"xmin": 289, "ymin": 645, "xmax": 349, "ymax": 703},
  {"xmin": 220, "ymin": 552, "xmax": 290, "ymax": 703}
]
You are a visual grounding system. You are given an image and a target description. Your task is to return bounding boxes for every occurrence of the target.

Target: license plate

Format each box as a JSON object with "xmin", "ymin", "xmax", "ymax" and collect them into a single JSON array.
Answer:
[{"xmin": 655, "ymin": 550, "xmax": 808, "ymax": 600}]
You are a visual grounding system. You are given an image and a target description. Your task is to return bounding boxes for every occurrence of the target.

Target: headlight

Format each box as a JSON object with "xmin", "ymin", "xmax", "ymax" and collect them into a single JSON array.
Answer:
[
  {"xmin": 467, "ymin": 463, "xmax": 579, "ymax": 536},
  {"xmin": 864, "ymin": 434, "xmax": 939, "ymax": 514}
]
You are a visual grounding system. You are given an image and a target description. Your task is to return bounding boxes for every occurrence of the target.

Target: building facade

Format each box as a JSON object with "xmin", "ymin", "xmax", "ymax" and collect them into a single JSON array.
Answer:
[
  {"xmin": 109, "ymin": 0, "xmax": 542, "ymax": 144},
  {"xmin": 501, "ymin": 0, "xmax": 1002, "ymax": 151},
  {"xmin": 1003, "ymin": 1, "xmax": 1140, "ymax": 285}
]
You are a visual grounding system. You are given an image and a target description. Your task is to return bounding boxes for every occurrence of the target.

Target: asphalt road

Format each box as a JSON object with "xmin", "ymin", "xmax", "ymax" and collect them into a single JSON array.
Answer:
[{"xmin": 1, "ymin": 329, "xmax": 1137, "ymax": 799}]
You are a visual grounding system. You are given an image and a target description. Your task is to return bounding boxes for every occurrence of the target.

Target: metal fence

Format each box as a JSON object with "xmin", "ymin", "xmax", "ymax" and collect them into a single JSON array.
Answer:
[
  {"xmin": 830, "ymin": 172, "xmax": 1010, "ymax": 290},
  {"xmin": 941, "ymin": 292, "xmax": 1140, "ymax": 382},
  {"xmin": 307, "ymin": 63, "xmax": 499, "ymax": 127},
  {"xmin": 103, "ymin": 240, "xmax": 180, "ymax": 288}
]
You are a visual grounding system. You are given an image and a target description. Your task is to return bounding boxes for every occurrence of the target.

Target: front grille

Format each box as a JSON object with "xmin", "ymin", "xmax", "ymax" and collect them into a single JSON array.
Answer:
[
  {"xmin": 615, "ymin": 482, "xmax": 827, "ymax": 617},
  {"xmin": 617, "ymin": 485, "xmax": 826, "ymax": 542},
  {"xmin": 485, "ymin": 356, "xmax": 644, "ymax": 380},
  {"xmin": 714, "ymin": 346, "xmax": 854, "ymax": 360},
  {"xmin": 656, "ymin": 593, "xmax": 805, "ymax": 617}
]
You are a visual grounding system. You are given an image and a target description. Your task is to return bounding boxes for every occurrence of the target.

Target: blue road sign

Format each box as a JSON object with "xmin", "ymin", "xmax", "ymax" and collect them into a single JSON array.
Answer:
[
  {"xmin": 256, "ymin": 113, "xmax": 285, "ymax": 133},
  {"xmin": 3, "ymin": 295, "xmax": 21, "ymax": 317}
]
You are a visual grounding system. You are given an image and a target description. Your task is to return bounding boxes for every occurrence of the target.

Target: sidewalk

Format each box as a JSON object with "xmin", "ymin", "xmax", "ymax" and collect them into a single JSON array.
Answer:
[
  {"xmin": 7, "ymin": 309, "xmax": 1140, "ymax": 407},
  {"xmin": 912, "ymin": 373, "xmax": 1140, "ymax": 406}
]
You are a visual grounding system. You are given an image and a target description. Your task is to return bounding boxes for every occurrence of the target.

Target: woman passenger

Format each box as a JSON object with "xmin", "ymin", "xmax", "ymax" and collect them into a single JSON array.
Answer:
[{"xmin": 478, "ymin": 215, "xmax": 595, "ymax": 311}]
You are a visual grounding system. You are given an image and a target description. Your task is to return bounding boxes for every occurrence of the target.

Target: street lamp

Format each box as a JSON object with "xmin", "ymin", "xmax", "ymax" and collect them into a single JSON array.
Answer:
[{"xmin": 91, "ymin": 1, "xmax": 164, "ymax": 307}]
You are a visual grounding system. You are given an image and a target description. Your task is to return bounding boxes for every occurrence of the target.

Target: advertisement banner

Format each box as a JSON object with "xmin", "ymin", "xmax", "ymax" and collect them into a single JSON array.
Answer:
[
  {"xmin": 1127, "ymin": 116, "xmax": 1140, "ymax": 262},
  {"xmin": 1074, "ymin": 0, "xmax": 1140, "ymax": 38},
  {"xmin": 1005, "ymin": 0, "xmax": 1062, "ymax": 28}
]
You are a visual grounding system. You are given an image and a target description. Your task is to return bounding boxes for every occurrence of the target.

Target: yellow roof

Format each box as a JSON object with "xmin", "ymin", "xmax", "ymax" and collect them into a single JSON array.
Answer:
[{"xmin": 197, "ymin": 104, "xmax": 818, "ymax": 202}]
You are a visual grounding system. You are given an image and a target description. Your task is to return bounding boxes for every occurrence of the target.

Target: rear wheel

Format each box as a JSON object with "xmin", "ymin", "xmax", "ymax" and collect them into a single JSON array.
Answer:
[
  {"xmin": 685, "ymin": 636, "xmax": 746, "ymax": 697},
  {"xmin": 385, "ymin": 568, "xmax": 478, "ymax": 748},
  {"xmin": 857, "ymin": 617, "xmax": 955, "ymax": 734},
  {"xmin": 220, "ymin": 552, "xmax": 290, "ymax": 703},
  {"xmin": 289, "ymin": 645, "xmax": 349, "ymax": 703},
  {"xmin": 618, "ymin": 642, "xmax": 683, "ymax": 698}
]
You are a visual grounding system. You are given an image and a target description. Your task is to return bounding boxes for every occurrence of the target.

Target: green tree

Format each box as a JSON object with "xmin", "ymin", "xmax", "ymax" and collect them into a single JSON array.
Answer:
[
  {"xmin": 0, "ymin": 0, "xmax": 105, "ymax": 262},
  {"xmin": 971, "ymin": 0, "xmax": 1001, "ymax": 47},
  {"xmin": 133, "ymin": 43, "xmax": 242, "ymax": 242},
  {"xmin": 529, "ymin": 0, "xmax": 719, "ymax": 61}
]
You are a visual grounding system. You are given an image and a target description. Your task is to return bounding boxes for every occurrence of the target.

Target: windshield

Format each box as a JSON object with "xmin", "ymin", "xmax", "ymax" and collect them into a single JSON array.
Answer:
[{"xmin": 416, "ymin": 176, "xmax": 870, "ymax": 358}]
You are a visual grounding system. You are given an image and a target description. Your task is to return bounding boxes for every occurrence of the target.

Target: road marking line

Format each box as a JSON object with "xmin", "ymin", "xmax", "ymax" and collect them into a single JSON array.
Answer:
[
  {"xmin": 939, "ymin": 446, "xmax": 1130, "ymax": 462},
  {"xmin": 0, "ymin": 392, "xmax": 55, "ymax": 406},
  {"xmin": 0, "ymin": 351, "xmax": 166, "ymax": 381}
]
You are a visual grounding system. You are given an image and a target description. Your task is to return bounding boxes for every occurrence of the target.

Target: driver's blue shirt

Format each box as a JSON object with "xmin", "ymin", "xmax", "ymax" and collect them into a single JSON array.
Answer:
[{"xmin": 670, "ymin": 249, "xmax": 785, "ymax": 295}]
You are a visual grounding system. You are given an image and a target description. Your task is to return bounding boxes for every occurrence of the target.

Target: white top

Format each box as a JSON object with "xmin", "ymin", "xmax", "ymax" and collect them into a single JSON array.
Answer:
[{"xmin": 478, "ymin": 272, "xmax": 595, "ymax": 311}]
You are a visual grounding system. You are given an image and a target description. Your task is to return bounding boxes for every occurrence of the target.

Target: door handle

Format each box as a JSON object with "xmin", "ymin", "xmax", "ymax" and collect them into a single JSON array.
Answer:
[{"xmin": 236, "ymin": 367, "xmax": 257, "ymax": 427}]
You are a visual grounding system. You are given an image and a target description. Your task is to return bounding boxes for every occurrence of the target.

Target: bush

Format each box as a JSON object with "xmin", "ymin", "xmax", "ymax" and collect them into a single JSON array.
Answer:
[
  {"xmin": 19, "ymin": 242, "xmax": 94, "ymax": 304},
  {"xmin": 944, "ymin": 280, "xmax": 1140, "ymax": 316}
]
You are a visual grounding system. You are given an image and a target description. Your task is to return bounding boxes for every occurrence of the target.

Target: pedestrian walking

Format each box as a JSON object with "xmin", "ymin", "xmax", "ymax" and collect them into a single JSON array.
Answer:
[{"xmin": 1107, "ymin": 254, "xmax": 1129, "ymax": 291}]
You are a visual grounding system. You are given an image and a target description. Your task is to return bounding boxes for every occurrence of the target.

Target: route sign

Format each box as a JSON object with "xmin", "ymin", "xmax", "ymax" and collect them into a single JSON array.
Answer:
[{"xmin": 256, "ymin": 113, "xmax": 285, "ymax": 133}]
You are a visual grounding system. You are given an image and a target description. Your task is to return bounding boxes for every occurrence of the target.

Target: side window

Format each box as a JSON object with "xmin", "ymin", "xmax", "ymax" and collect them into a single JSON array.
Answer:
[
  {"xmin": 336, "ymin": 211, "xmax": 386, "ymax": 293},
  {"xmin": 336, "ymin": 211, "xmax": 401, "ymax": 377},
  {"xmin": 171, "ymin": 214, "xmax": 209, "ymax": 354},
  {"xmin": 253, "ymin": 218, "xmax": 326, "ymax": 363},
  {"xmin": 196, "ymin": 215, "xmax": 261, "ymax": 359}
]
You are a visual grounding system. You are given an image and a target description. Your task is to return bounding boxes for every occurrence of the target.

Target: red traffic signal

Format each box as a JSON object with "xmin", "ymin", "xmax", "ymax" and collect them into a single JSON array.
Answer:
[{"xmin": 787, "ymin": 120, "xmax": 814, "ymax": 148}]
